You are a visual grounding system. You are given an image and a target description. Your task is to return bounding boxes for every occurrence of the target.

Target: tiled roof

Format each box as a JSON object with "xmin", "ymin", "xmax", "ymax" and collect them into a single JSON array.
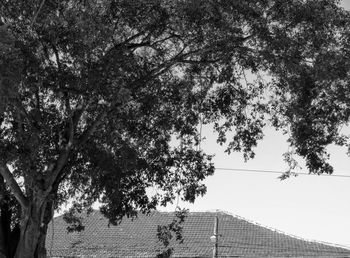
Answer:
[{"xmin": 46, "ymin": 210, "xmax": 350, "ymax": 258}]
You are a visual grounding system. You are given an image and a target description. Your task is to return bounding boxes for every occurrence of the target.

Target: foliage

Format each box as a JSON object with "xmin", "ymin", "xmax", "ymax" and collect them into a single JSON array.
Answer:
[
  {"xmin": 0, "ymin": 0, "xmax": 349, "ymax": 257},
  {"xmin": 156, "ymin": 208, "xmax": 188, "ymax": 258},
  {"xmin": 267, "ymin": 1, "xmax": 350, "ymax": 174},
  {"xmin": 62, "ymin": 204, "xmax": 92, "ymax": 233}
]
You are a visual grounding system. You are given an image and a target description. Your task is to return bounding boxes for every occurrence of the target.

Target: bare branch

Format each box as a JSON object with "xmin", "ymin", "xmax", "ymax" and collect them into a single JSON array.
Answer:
[
  {"xmin": 16, "ymin": 110, "xmax": 24, "ymax": 140},
  {"xmin": 30, "ymin": 0, "xmax": 46, "ymax": 27},
  {"xmin": 178, "ymin": 58, "xmax": 220, "ymax": 64},
  {"xmin": 68, "ymin": 116, "xmax": 74, "ymax": 148},
  {"xmin": 103, "ymin": 32, "xmax": 145, "ymax": 57},
  {"xmin": 122, "ymin": 31, "xmax": 145, "ymax": 45},
  {"xmin": 152, "ymin": 33, "xmax": 182, "ymax": 46},
  {"xmin": 0, "ymin": 163, "xmax": 28, "ymax": 208},
  {"xmin": 64, "ymin": 92, "xmax": 72, "ymax": 115},
  {"xmin": 50, "ymin": 42, "xmax": 61, "ymax": 72}
]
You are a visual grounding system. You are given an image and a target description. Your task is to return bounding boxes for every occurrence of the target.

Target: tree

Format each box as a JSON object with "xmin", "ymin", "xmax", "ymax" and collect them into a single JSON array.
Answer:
[{"xmin": 0, "ymin": 0, "xmax": 349, "ymax": 257}]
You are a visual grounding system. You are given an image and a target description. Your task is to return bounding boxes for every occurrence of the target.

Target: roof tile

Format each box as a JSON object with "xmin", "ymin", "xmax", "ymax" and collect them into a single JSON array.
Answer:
[{"xmin": 46, "ymin": 211, "xmax": 350, "ymax": 257}]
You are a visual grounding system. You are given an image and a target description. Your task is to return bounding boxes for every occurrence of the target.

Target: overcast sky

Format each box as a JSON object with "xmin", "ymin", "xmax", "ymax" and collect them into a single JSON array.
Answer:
[{"xmin": 160, "ymin": 1, "xmax": 350, "ymax": 248}]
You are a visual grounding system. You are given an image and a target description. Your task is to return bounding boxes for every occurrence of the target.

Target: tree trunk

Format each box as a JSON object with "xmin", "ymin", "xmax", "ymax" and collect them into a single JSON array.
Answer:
[
  {"xmin": 35, "ymin": 230, "xmax": 47, "ymax": 258},
  {"xmin": 0, "ymin": 175, "xmax": 13, "ymax": 258},
  {"xmin": 0, "ymin": 201, "xmax": 20, "ymax": 258},
  {"xmin": 0, "ymin": 203, "xmax": 8, "ymax": 258},
  {"xmin": 0, "ymin": 220, "xmax": 7, "ymax": 258},
  {"xmin": 14, "ymin": 196, "xmax": 48, "ymax": 258},
  {"xmin": 35, "ymin": 199, "xmax": 54, "ymax": 258},
  {"xmin": 0, "ymin": 203, "xmax": 13, "ymax": 258}
]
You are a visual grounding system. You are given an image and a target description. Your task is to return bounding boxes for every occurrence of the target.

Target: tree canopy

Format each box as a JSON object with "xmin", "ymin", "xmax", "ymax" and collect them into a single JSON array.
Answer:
[{"xmin": 0, "ymin": 0, "xmax": 349, "ymax": 257}]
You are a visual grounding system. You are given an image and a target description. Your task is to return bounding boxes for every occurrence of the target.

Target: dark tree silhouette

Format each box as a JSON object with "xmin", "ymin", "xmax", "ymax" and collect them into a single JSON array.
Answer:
[{"xmin": 0, "ymin": 0, "xmax": 349, "ymax": 257}]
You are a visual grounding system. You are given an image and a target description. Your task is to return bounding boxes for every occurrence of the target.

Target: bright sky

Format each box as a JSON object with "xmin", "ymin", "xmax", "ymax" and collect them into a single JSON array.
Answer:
[
  {"xmin": 161, "ymin": 125, "xmax": 350, "ymax": 248},
  {"xmin": 160, "ymin": 1, "xmax": 350, "ymax": 248}
]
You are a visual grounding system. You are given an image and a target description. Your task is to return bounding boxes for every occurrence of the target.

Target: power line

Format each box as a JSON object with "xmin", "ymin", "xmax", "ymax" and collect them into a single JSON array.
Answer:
[{"xmin": 214, "ymin": 167, "xmax": 350, "ymax": 178}]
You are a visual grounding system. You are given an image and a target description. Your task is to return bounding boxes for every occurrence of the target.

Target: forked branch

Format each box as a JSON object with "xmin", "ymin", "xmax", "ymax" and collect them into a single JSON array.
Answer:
[{"xmin": 0, "ymin": 163, "xmax": 28, "ymax": 208}]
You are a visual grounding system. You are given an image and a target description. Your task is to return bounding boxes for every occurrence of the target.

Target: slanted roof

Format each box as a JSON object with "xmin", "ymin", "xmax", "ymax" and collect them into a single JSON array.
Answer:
[{"xmin": 46, "ymin": 210, "xmax": 350, "ymax": 258}]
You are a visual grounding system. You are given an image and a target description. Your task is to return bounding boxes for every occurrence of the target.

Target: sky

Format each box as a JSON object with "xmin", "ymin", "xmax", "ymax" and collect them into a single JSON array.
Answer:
[
  {"xmin": 161, "ymin": 125, "xmax": 350, "ymax": 248},
  {"xmin": 159, "ymin": 1, "xmax": 350, "ymax": 248}
]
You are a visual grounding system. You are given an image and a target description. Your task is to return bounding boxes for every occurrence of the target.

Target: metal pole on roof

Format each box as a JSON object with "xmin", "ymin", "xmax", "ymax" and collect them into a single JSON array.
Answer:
[{"xmin": 212, "ymin": 215, "xmax": 218, "ymax": 258}]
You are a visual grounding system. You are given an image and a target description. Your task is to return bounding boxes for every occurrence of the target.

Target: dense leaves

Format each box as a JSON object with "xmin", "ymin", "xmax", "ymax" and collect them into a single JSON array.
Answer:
[
  {"xmin": 0, "ymin": 0, "xmax": 350, "ymax": 257},
  {"xmin": 266, "ymin": 1, "xmax": 350, "ymax": 174}
]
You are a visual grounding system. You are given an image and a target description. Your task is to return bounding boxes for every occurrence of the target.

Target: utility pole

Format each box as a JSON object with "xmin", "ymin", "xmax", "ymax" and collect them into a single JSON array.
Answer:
[{"xmin": 212, "ymin": 215, "xmax": 218, "ymax": 258}]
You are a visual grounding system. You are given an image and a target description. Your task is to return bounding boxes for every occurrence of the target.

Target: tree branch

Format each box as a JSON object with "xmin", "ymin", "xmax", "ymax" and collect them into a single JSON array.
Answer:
[
  {"xmin": 72, "ymin": 98, "xmax": 87, "ymax": 130},
  {"xmin": 0, "ymin": 163, "xmax": 28, "ymax": 208},
  {"xmin": 44, "ymin": 140, "xmax": 72, "ymax": 191},
  {"xmin": 30, "ymin": 0, "xmax": 46, "ymax": 27},
  {"xmin": 45, "ymin": 108, "xmax": 106, "ymax": 191},
  {"xmin": 45, "ymin": 114, "xmax": 75, "ymax": 190},
  {"xmin": 44, "ymin": 97, "xmax": 89, "ymax": 191},
  {"xmin": 50, "ymin": 42, "xmax": 61, "ymax": 72},
  {"xmin": 178, "ymin": 58, "xmax": 220, "ymax": 64},
  {"xmin": 76, "ymin": 111, "xmax": 107, "ymax": 146},
  {"xmin": 45, "ymin": 103, "xmax": 76, "ymax": 192}
]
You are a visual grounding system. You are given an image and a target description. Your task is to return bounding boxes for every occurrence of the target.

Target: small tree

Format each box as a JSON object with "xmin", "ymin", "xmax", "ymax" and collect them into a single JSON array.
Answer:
[{"xmin": 0, "ymin": 0, "xmax": 349, "ymax": 257}]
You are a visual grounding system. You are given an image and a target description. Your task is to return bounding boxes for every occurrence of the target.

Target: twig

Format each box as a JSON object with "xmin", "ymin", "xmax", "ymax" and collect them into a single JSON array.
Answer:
[{"xmin": 30, "ymin": 0, "xmax": 46, "ymax": 27}]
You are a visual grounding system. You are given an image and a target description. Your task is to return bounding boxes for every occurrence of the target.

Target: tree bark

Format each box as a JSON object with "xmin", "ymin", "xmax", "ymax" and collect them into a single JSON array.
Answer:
[
  {"xmin": 0, "ymin": 220, "xmax": 7, "ymax": 258},
  {"xmin": 0, "ymin": 203, "xmax": 13, "ymax": 258},
  {"xmin": 0, "ymin": 164, "xmax": 28, "ymax": 209},
  {"xmin": 35, "ymin": 199, "xmax": 54, "ymax": 258},
  {"xmin": 0, "ymin": 202, "xmax": 20, "ymax": 258},
  {"xmin": 14, "ymin": 196, "xmax": 48, "ymax": 258},
  {"xmin": 13, "ymin": 191, "xmax": 56, "ymax": 258},
  {"xmin": 35, "ymin": 229, "xmax": 47, "ymax": 258},
  {"xmin": 0, "ymin": 176, "xmax": 10, "ymax": 258}
]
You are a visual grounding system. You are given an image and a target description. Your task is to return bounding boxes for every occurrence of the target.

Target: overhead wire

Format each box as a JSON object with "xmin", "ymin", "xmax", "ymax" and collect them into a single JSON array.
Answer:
[{"xmin": 214, "ymin": 167, "xmax": 350, "ymax": 178}]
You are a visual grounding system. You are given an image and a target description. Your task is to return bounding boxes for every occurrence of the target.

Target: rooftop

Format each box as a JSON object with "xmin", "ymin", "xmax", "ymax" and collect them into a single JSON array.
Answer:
[{"xmin": 46, "ymin": 210, "xmax": 350, "ymax": 257}]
